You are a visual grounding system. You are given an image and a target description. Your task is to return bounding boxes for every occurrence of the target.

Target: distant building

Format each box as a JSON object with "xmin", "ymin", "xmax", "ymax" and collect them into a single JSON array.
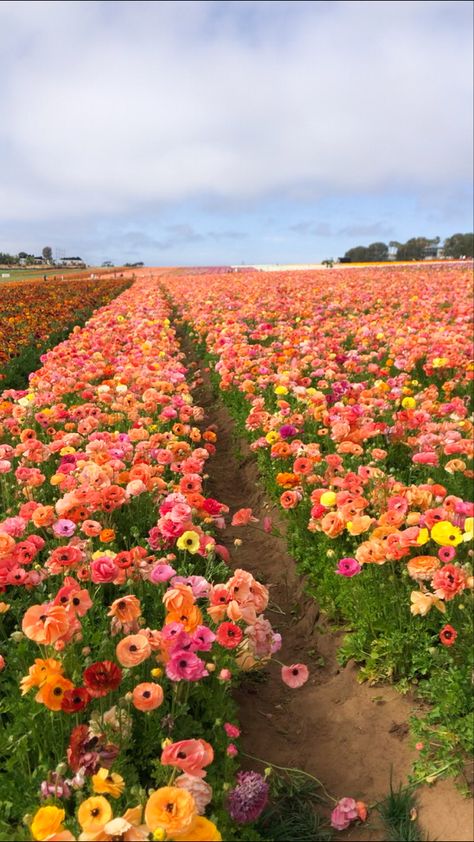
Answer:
[
  {"xmin": 58, "ymin": 257, "xmax": 86, "ymax": 267},
  {"xmin": 423, "ymin": 244, "xmax": 445, "ymax": 260}
]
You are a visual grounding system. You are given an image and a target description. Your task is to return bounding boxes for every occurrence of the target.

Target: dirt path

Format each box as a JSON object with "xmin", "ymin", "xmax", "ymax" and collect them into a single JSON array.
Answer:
[{"xmin": 183, "ymin": 334, "xmax": 474, "ymax": 841}]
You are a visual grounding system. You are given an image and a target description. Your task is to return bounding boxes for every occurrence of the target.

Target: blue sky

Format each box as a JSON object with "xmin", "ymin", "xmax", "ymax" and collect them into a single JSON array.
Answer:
[{"xmin": 0, "ymin": 0, "xmax": 472, "ymax": 265}]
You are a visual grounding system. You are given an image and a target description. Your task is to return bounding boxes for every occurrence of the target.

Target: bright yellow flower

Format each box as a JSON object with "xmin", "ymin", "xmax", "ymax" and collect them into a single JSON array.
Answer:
[
  {"xmin": 265, "ymin": 431, "xmax": 279, "ymax": 444},
  {"xmin": 176, "ymin": 531, "xmax": 200, "ymax": 554},
  {"xmin": 430, "ymin": 521, "xmax": 463, "ymax": 546},
  {"xmin": 416, "ymin": 528, "xmax": 430, "ymax": 545},
  {"xmin": 320, "ymin": 491, "xmax": 337, "ymax": 507},
  {"xmin": 274, "ymin": 385, "xmax": 288, "ymax": 395},
  {"xmin": 31, "ymin": 806, "xmax": 65, "ymax": 840},
  {"xmin": 92, "ymin": 767, "xmax": 125, "ymax": 798},
  {"xmin": 172, "ymin": 816, "xmax": 222, "ymax": 841},
  {"xmin": 401, "ymin": 396, "xmax": 416, "ymax": 409},
  {"xmin": 78, "ymin": 796, "xmax": 113, "ymax": 832}
]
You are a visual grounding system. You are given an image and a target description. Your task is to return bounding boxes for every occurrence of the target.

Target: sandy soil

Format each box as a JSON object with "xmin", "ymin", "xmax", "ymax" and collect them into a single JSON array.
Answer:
[{"xmin": 187, "ymin": 345, "xmax": 474, "ymax": 842}]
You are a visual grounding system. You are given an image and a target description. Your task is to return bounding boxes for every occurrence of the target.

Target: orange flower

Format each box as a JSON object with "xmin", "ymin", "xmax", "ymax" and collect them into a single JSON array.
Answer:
[
  {"xmin": 132, "ymin": 682, "xmax": 164, "ymax": 711},
  {"xmin": 20, "ymin": 657, "xmax": 64, "ymax": 695},
  {"xmin": 407, "ymin": 555, "xmax": 441, "ymax": 581},
  {"xmin": 22, "ymin": 604, "xmax": 70, "ymax": 645},
  {"xmin": 145, "ymin": 787, "xmax": 196, "ymax": 836},
  {"xmin": 163, "ymin": 583, "xmax": 195, "ymax": 614},
  {"xmin": 31, "ymin": 505, "xmax": 56, "ymax": 528},
  {"xmin": 275, "ymin": 471, "xmax": 300, "ymax": 488},
  {"xmin": 165, "ymin": 605, "xmax": 203, "ymax": 634},
  {"xmin": 100, "ymin": 528, "xmax": 116, "ymax": 543},
  {"xmin": 108, "ymin": 595, "xmax": 142, "ymax": 624},
  {"xmin": 36, "ymin": 673, "xmax": 74, "ymax": 710},
  {"xmin": 116, "ymin": 634, "xmax": 151, "ymax": 667}
]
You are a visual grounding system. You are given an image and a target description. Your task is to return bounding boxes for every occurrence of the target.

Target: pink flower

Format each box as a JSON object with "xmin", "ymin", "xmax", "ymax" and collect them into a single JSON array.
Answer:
[
  {"xmin": 53, "ymin": 519, "xmax": 76, "ymax": 538},
  {"xmin": 227, "ymin": 743, "xmax": 238, "ymax": 757},
  {"xmin": 90, "ymin": 556, "xmax": 119, "ymax": 583},
  {"xmin": 336, "ymin": 557, "xmax": 361, "ymax": 577},
  {"xmin": 281, "ymin": 664, "xmax": 309, "ymax": 688},
  {"xmin": 0, "ymin": 655, "xmax": 5, "ymax": 671},
  {"xmin": 175, "ymin": 774, "xmax": 213, "ymax": 814},
  {"xmin": 219, "ymin": 668, "xmax": 232, "ymax": 681},
  {"xmin": 165, "ymin": 650, "xmax": 208, "ymax": 682},
  {"xmin": 150, "ymin": 563, "xmax": 177, "ymax": 583},
  {"xmin": 331, "ymin": 797, "xmax": 359, "ymax": 831},
  {"xmin": 224, "ymin": 723, "xmax": 241, "ymax": 739}
]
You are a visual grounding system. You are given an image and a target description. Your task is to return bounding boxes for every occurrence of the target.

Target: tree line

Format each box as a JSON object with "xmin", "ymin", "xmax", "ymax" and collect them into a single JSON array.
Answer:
[
  {"xmin": 340, "ymin": 232, "xmax": 473, "ymax": 263},
  {"xmin": 0, "ymin": 247, "xmax": 53, "ymax": 265}
]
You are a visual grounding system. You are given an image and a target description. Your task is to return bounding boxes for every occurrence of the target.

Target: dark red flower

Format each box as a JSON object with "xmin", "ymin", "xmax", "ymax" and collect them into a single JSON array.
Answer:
[
  {"xmin": 61, "ymin": 686, "xmax": 91, "ymax": 713},
  {"xmin": 216, "ymin": 622, "xmax": 243, "ymax": 649},
  {"xmin": 439, "ymin": 624, "xmax": 458, "ymax": 646},
  {"xmin": 83, "ymin": 660, "xmax": 122, "ymax": 697}
]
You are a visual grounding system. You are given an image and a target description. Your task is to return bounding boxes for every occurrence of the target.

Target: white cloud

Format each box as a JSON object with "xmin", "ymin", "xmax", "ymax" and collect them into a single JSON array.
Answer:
[{"xmin": 0, "ymin": 0, "xmax": 472, "ymax": 223}]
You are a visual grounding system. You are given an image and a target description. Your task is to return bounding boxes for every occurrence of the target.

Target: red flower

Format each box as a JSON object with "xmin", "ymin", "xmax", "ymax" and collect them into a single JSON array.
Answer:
[
  {"xmin": 61, "ymin": 686, "xmax": 91, "ymax": 713},
  {"xmin": 439, "ymin": 624, "xmax": 458, "ymax": 646},
  {"xmin": 216, "ymin": 622, "xmax": 243, "ymax": 649},
  {"xmin": 114, "ymin": 550, "xmax": 133, "ymax": 569},
  {"xmin": 83, "ymin": 660, "xmax": 122, "ymax": 697}
]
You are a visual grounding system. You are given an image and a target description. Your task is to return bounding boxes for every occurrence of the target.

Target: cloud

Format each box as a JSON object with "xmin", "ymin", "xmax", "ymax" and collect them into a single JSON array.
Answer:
[{"xmin": 0, "ymin": 0, "xmax": 472, "ymax": 228}]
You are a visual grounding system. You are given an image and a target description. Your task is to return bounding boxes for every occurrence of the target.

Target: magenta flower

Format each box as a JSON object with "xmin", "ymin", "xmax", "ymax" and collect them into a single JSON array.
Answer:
[
  {"xmin": 165, "ymin": 650, "xmax": 209, "ymax": 682},
  {"xmin": 336, "ymin": 557, "xmax": 361, "ymax": 577},
  {"xmin": 227, "ymin": 771, "xmax": 269, "ymax": 823}
]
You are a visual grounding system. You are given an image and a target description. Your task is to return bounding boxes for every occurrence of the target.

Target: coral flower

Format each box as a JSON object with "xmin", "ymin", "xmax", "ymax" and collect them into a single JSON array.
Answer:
[
  {"xmin": 78, "ymin": 796, "xmax": 113, "ymax": 833},
  {"xmin": 83, "ymin": 661, "xmax": 123, "ymax": 697},
  {"xmin": 432, "ymin": 564, "xmax": 466, "ymax": 601},
  {"xmin": 116, "ymin": 634, "xmax": 152, "ymax": 667},
  {"xmin": 22, "ymin": 604, "xmax": 70, "ymax": 645},
  {"xmin": 132, "ymin": 682, "xmax": 164, "ymax": 711},
  {"xmin": 145, "ymin": 787, "xmax": 197, "ymax": 836},
  {"xmin": 231, "ymin": 508, "xmax": 258, "ymax": 526},
  {"xmin": 161, "ymin": 739, "xmax": 214, "ymax": 779},
  {"xmin": 30, "ymin": 806, "xmax": 66, "ymax": 841},
  {"xmin": 281, "ymin": 663, "xmax": 309, "ymax": 688},
  {"xmin": 439, "ymin": 624, "xmax": 458, "ymax": 646},
  {"xmin": 92, "ymin": 767, "xmax": 126, "ymax": 798}
]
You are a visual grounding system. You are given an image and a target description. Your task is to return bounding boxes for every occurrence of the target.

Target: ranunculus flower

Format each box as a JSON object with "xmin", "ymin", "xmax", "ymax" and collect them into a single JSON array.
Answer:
[
  {"xmin": 336, "ymin": 557, "xmax": 361, "ymax": 577},
  {"xmin": 281, "ymin": 663, "xmax": 309, "ymax": 688}
]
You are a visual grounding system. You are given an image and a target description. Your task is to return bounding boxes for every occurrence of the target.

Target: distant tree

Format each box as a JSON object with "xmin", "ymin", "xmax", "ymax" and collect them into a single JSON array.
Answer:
[
  {"xmin": 396, "ymin": 237, "xmax": 431, "ymax": 261},
  {"xmin": 0, "ymin": 252, "xmax": 16, "ymax": 265},
  {"xmin": 322, "ymin": 259, "xmax": 334, "ymax": 267},
  {"xmin": 366, "ymin": 242, "xmax": 389, "ymax": 262},
  {"xmin": 444, "ymin": 232, "xmax": 473, "ymax": 259},
  {"xmin": 42, "ymin": 246, "xmax": 53, "ymax": 261},
  {"xmin": 343, "ymin": 245, "xmax": 370, "ymax": 262}
]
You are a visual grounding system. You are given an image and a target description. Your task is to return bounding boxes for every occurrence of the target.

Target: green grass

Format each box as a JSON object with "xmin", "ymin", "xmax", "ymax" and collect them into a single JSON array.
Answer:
[
  {"xmin": 0, "ymin": 267, "xmax": 126, "ymax": 282},
  {"xmin": 377, "ymin": 783, "xmax": 427, "ymax": 842}
]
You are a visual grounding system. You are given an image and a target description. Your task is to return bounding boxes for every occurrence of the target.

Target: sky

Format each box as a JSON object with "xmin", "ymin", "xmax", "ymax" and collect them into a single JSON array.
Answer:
[{"xmin": 0, "ymin": 0, "xmax": 472, "ymax": 266}]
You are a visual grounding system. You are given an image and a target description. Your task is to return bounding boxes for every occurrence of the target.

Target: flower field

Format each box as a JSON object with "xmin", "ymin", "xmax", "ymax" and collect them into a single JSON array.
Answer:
[
  {"xmin": 163, "ymin": 262, "xmax": 474, "ymax": 781},
  {"xmin": 0, "ymin": 278, "xmax": 307, "ymax": 841},
  {"xmin": 0, "ymin": 276, "xmax": 133, "ymax": 389},
  {"xmin": 0, "ymin": 262, "xmax": 472, "ymax": 840}
]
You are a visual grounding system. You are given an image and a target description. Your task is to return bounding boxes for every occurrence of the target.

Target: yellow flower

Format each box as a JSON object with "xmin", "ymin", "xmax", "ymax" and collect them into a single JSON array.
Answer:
[
  {"xmin": 430, "ymin": 521, "xmax": 463, "ymax": 546},
  {"xmin": 274, "ymin": 385, "xmax": 288, "ymax": 395},
  {"xmin": 92, "ymin": 767, "xmax": 125, "ymax": 799},
  {"xmin": 401, "ymin": 396, "xmax": 416, "ymax": 409},
  {"xmin": 265, "ymin": 431, "xmax": 279, "ymax": 444},
  {"xmin": 176, "ymin": 531, "xmax": 200, "ymax": 555},
  {"xmin": 31, "ymin": 806, "xmax": 65, "ymax": 840},
  {"xmin": 416, "ymin": 528, "xmax": 430, "ymax": 545},
  {"xmin": 432, "ymin": 357, "xmax": 449, "ymax": 368},
  {"xmin": 320, "ymin": 491, "xmax": 337, "ymax": 507},
  {"xmin": 78, "ymin": 796, "xmax": 113, "ymax": 832},
  {"xmin": 463, "ymin": 517, "xmax": 473, "ymax": 542},
  {"xmin": 0, "ymin": 602, "xmax": 10, "ymax": 614},
  {"xmin": 171, "ymin": 816, "xmax": 222, "ymax": 841},
  {"xmin": 151, "ymin": 667, "xmax": 163, "ymax": 678}
]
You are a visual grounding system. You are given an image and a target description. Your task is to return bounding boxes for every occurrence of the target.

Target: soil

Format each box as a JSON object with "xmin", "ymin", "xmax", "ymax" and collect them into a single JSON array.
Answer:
[{"xmin": 188, "ymin": 347, "xmax": 474, "ymax": 842}]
